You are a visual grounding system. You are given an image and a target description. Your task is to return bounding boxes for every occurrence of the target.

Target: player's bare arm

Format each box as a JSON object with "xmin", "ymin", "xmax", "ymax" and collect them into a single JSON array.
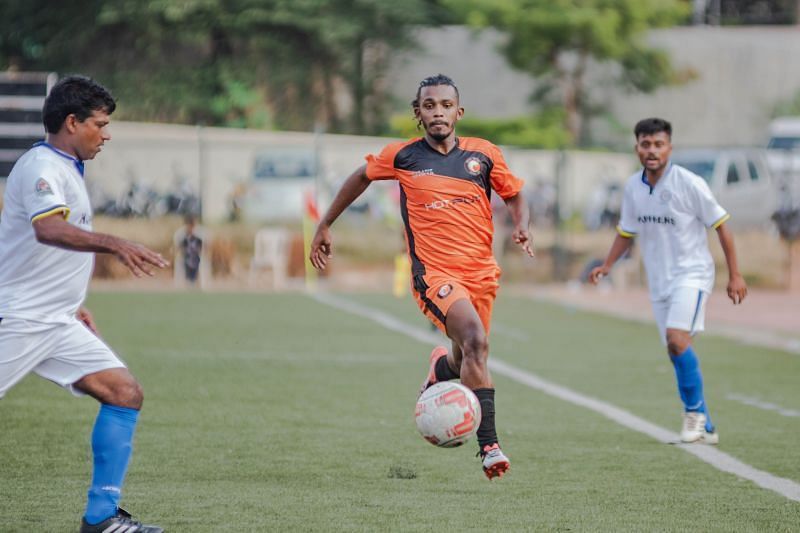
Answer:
[
  {"xmin": 715, "ymin": 222, "xmax": 747, "ymax": 304},
  {"xmin": 589, "ymin": 233, "xmax": 634, "ymax": 284},
  {"xmin": 33, "ymin": 214, "xmax": 168, "ymax": 278},
  {"xmin": 310, "ymin": 164, "xmax": 372, "ymax": 270},
  {"xmin": 503, "ymin": 193, "xmax": 534, "ymax": 257}
]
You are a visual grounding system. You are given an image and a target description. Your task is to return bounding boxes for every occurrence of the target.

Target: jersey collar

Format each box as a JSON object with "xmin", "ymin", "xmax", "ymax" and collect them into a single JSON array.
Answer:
[
  {"xmin": 640, "ymin": 162, "xmax": 672, "ymax": 195},
  {"xmin": 421, "ymin": 136, "xmax": 460, "ymax": 156},
  {"xmin": 33, "ymin": 141, "xmax": 85, "ymax": 177}
]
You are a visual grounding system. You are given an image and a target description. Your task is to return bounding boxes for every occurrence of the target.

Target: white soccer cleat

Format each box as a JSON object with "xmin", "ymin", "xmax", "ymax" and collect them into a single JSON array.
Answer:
[
  {"xmin": 680, "ymin": 412, "xmax": 707, "ymax": 443},
  {"xmin": 480, "ymin": 443, "xmax": 510, "ymax": 479}
]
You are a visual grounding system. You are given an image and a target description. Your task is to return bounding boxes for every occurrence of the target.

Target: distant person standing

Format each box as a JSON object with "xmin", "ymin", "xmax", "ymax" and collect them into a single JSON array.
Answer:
[
  {"xmin": 589, "ymin": 118, "xmax": 747, "ymax": 444},
  {"xmin": 0, "ymin": 75, "xmax": 167, "ymax": 532},
  {"xmin": 177, "ymin": 213, "xmax": 203, "ymax": 284}
]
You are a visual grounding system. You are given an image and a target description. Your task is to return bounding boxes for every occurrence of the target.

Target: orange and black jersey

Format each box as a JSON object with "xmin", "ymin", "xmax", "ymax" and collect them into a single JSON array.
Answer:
[{"xmin": 365, "ymin": 137, "xmax": 524, "ymax": 278}]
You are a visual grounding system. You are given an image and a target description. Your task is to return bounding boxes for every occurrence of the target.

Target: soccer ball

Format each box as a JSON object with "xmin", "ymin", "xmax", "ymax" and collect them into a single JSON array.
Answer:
[{"xmin": 415, "ymin": 382, "xmax": 482, "ymax": 448}]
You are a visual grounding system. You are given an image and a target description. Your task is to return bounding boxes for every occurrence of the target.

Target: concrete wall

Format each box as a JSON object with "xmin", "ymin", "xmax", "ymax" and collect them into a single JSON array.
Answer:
[
  {"xmin": 603, "ymin": 27, "xmax": 800, "ymax": 148},
  {"xmin": 84, "ymin": 121, "xmax": 634, "ymax": 222},
  {"xmin": 390, "ymin": 26, "xmax": 800, "ymax": 148}
]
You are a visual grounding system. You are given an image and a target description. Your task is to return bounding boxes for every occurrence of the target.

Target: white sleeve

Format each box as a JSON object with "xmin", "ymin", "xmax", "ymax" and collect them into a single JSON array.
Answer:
[
  {"xmin": 20, "ymin": 164, "xmax": 70, "ymax": 223},
  {"xmin": 689, "ymin": 175, "xmax": 728, "ymax": 228},
  {"xmin": 616, "ymin": 182, "xmax": 639, "ymax": 237}
]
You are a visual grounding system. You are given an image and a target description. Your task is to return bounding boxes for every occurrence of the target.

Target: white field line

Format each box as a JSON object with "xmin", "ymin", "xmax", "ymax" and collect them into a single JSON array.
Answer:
[
  {"xmin": 311, "ymin": 292, "xmax": 800, "ymax": 503},
  {"xmin": 727, "ymin": 393, "xmax": 800, "ymax": 418}
]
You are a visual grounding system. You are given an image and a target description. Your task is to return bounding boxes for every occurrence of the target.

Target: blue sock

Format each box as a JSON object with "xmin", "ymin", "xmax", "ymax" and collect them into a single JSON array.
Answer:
[
  {"xmin": 84, "ymin": 404, "xmax": 139, "ymax": 525},
  {"xmin": 670, "ymin": 346, "xmax": 714, "ymax": 432}
]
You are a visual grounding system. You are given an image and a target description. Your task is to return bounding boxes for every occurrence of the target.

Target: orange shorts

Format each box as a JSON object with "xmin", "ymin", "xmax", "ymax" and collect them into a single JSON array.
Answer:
[{"xmin": 411, "ymin": 269, "xmax": 500, "ymax": 335}]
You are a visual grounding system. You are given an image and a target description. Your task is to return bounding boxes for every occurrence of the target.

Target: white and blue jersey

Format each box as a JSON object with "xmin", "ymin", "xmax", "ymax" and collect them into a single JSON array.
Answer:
[
  {"xmin": 617, "ymin": 163, "xmax": 729, "ymax": 302},
  {"xmin": 0, "ymin": 142, "xmax": 94, "ymax": 323},
  {"xmin": 0, "ymin": 142, "xmax": 125, "ymax": 398}
]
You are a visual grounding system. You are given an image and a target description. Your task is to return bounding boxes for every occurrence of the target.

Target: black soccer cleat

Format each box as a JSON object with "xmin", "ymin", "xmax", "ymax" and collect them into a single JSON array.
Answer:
[{"xmin": 80, "ymin": 508, "xmax": 164, "ymax": 533}]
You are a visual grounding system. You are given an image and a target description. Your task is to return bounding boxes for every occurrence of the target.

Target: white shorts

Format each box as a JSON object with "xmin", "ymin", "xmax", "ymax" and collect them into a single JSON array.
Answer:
[
  {"xmin": 0, "ymin": 316, "xmax": 125, "ymax": 398},
  {"xmin": 651, "ymin": 287, "xmax": 709, "ymax": 345}
]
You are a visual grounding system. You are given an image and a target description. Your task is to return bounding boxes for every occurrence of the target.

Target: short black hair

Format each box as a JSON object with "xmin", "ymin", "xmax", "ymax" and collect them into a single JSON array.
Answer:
[
  {"xmin": 634, "ymin": 117, "xmax": 672, "ymax": 139},
  {"xmin": 412, "ymin": 74, "xmax": 459, "ymax": 108},
  {"xmin": 43, "ymin": 75, "xmax": 116, "ymax": 134}
]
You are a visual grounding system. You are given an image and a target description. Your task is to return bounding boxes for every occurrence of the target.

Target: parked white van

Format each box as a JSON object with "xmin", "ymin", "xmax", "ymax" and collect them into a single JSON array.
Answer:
[
  {"xmin": 766, "ymin": 117, "xmax": 800, "ymax": 210},
  {"xmin": 671, "ymin": 148, "xmax": 776, "ymax": 229},
  {"xmin": 242, "ymin": 147, "xmax": 317, "ymax": 222},
  {"xmin": 767, "ymin": 117, "xmax": 800, "ymax": 152}
]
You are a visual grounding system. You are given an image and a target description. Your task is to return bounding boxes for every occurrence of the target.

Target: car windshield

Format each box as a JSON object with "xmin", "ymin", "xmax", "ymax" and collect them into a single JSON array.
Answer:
[
  {"xmin": 768, "ymin": 136, "xmax": 800, "ymax": 150},
  {"xmin": 673, "ymin": 159, "xmax": 715, "ymax": 183},
  {"xmin": 253, "ymin": 151, "xmax": 315, "ymax": 180}
]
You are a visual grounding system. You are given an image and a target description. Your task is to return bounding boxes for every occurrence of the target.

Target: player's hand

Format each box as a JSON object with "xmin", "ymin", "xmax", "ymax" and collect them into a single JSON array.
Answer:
[
  {"xmin": 588, "ymin": 265, "xmax": 610, "ymax": 285},
  {"xmin": 112, "ymin": 237, "xmax": 169, "ymax": 277},
  {"xmin": 310, "ymin": 224, "xmax": 333, "ymax": 270},
  {"xmin": 512, "ymin": 226, "xmax": 534, "ymax": 257},
  {"xmin": 727, "ymin": 273, "xmax": 747, "ymax": 304},
  {"xmin": 76, "ymin": 306, "xmax": 99, "ymax": 335}
]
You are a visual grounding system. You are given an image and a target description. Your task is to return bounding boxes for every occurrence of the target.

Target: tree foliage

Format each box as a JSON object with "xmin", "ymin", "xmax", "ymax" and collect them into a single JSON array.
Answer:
[
  {"xmin": 444, "ymin": 0, "xmax": 691, "ymax": 146},
  {"xmin": 0, "ymin": 0, "xmax": 450, "ymax": 133}
]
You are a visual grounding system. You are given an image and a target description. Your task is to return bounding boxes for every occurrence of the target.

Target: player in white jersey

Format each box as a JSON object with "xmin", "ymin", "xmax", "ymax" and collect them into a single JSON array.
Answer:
[
  {"xmin": 0, "ymin": 76, "xmax": 166, "ymax": 533},
  {"xmin": 589, "ymin": 118, "xmax": 747, "ymax": 444}
]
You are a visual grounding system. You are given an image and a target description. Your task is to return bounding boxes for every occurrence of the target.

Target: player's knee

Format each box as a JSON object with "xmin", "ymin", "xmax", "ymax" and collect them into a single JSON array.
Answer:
[
  {"xmin": 666, "ymin": 331, "xmax": 691, "ymax": 356},
  {"xmin": 461, "ymin": 329, "xmax": 488, "ymax": 362},
  {"xmin": 110, "ymin": 378, "xmax": 143, "ymax": 410}
]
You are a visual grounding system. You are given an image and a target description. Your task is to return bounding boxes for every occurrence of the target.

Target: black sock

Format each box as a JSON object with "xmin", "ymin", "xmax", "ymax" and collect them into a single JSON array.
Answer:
[
  {"xmin": 473, "ymin": 388, "xmax": 498, "ymax": 449},
  {"xmin": 434, "ymin": 355, "xmax": 459, "ymax": 381}
]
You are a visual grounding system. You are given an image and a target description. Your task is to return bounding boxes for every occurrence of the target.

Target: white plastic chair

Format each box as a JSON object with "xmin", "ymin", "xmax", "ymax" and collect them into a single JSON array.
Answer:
[{"xmin": 249, "ymin": 227, "xmax": 290, "ymax": 288}]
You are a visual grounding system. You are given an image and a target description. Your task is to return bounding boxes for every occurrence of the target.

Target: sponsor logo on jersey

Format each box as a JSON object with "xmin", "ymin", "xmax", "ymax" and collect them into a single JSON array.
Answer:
[
  {"xmin": 424, "ymin": 194, "xmax": 480, "ymax": 211},
  {"xmin": 35, "ymin": 178, "xmax": 53, "ymax": 196},
  {"xmin": 464, "ymin": 157, "xmax": 482, "ymax": 176},
  {"xmin": 412, "ymin": 168, "xmax": 435, "ymax": 177},
  {"xmin": 637, "ymin": 215, "xmax": 676, "ymax": 226},
  {"xmin": 437, "ymin": 284, "xmax": 452, "ymax": 298}
]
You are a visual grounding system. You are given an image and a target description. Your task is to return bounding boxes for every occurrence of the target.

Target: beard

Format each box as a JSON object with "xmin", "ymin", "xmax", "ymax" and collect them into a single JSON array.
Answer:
[{"xmin": 426, "ymin": 124, "xmax": 451, "ymax": 142}]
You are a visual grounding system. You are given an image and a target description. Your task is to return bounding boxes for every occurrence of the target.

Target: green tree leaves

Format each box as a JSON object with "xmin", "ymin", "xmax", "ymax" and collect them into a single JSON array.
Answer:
[
  {"xmin": 0, "ymin": 0, "xmax": 446, "ymax": 133},
  {"xmin": 445, "ymin": 0, "xmax": 690, "ymax": 146}
]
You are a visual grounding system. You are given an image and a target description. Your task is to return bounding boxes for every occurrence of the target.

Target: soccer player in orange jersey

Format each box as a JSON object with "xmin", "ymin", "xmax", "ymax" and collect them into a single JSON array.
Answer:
[{"xmin": 310, "ymin": 74, "xmax": 533, "ymax": 479}]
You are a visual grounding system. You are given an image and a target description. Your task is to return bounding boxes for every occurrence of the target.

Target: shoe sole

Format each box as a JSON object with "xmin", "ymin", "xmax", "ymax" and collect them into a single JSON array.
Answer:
[
  {"xmin": 680, "ymin": 433, "xmax": 719, "ymax": 445},
  {"xmin": 484, "ymin": 460, "xmax": 510, "ymax": 480},
  {"xmin": 419, "ymin": 347, "xmax": 448, "ymax": 396}
]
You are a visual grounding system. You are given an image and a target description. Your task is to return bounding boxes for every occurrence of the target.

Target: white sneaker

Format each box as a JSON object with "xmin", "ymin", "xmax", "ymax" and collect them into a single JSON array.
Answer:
[
  {"xmin": 702, "ymin": 428, "xmax": 719, "ymax": 445},
  {"xmin": 680, "ymin": 412, "xmax": 707, "ymax": 443}
]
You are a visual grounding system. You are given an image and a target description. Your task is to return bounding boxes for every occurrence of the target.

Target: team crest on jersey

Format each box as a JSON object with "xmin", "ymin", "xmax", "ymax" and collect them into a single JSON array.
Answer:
[
  {"xmin": 437, "ymin": 284, "xmax": 453, "ymax": 298},
  {"xmin": 659, "ymin": 190, "xmax": 673, "ymax": 204},
  {"xmin": 464, "ymin": 157, "xmax": 482, "ymax": 176},
  {"xmin": 35, "ymin": 178, "xmax": 53, "ymax": 196}
]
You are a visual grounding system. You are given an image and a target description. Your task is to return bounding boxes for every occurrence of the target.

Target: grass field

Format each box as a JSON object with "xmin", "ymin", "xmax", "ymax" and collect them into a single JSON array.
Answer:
[{"xmin": 1, "ymin": 291, "xmax": 799, "ymax": 532}]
